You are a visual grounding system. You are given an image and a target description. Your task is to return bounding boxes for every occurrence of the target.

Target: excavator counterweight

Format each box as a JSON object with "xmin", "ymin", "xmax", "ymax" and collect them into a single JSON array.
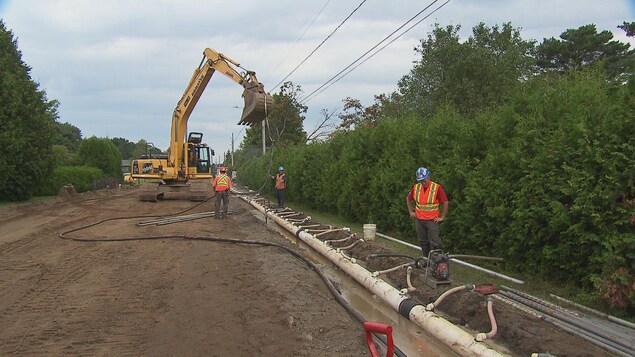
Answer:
[{"xmin": 240, "ymin": 89, "xmax": 274, "ymax": 126}]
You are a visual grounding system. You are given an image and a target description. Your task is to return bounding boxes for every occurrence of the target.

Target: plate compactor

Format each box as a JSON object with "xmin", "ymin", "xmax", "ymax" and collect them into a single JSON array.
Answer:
[{"xmin": 416, "ymin": 250, "xmax": 452, "ymax": 288}]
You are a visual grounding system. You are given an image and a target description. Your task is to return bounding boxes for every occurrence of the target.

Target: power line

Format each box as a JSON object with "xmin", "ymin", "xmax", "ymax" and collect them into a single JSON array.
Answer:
[
  {"xmin": 271, "ymin": 0, "xmax": 368, "ymax": 91},
  {"xmin": 300, "ymin": 0, "xmax": 451, "ymax": 104},
  {"xmin": 264, "ymin": 0, "xmax": 331, "ymax": 85}
]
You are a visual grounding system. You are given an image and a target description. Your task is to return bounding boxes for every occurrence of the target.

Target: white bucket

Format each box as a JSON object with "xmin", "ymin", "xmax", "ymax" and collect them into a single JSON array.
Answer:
[{"xmin": 363, "ymin": 224, "xmax": 376, "ymax": 241}]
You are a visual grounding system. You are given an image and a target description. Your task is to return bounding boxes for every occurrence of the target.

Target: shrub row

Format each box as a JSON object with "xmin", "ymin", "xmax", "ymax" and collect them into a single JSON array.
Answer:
[
  {"xmin": 36, "ymin": 165, "xmax": 104, "ymax": 196},
  {"xmin": 239, "ymin": 71, "xmax": 634, "ymax": 303}
]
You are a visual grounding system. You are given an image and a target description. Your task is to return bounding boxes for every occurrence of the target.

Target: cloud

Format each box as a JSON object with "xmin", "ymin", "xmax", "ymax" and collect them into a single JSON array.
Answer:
[{"xmin": 2, "ymin": 0, "xmax": 633, "ymax": 158}]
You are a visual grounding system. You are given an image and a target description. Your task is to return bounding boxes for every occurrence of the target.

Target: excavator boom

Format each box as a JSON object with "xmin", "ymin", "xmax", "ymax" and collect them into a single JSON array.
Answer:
[
  {"xmin": 131, "ymin": 48, "xmax": 273, "ymax": 202},
  {"xmin": 170, "ymin": 48, "xmax": 273, "ymax": 168}
]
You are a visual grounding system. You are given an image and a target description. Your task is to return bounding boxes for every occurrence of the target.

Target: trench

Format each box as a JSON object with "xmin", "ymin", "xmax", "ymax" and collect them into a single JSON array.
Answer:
[
  {"xmin": 251, "ymin": 207, "xmax": 459, "ymax": 356},
  {"xmin": 241, "ymin": 194, "xmax": 506, "ymax": 357}
]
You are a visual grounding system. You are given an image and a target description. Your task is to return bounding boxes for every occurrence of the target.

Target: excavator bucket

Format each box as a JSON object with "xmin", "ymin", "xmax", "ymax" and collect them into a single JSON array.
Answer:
[{"xmin": 238, "ymin": 89, "xmax": 274, "ymax": 126}]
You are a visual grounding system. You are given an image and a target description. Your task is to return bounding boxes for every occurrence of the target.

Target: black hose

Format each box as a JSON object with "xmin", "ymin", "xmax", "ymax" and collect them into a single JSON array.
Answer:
[{"xmin": 59, "ymin": 218, "xmax": 407, "ymax": 357}]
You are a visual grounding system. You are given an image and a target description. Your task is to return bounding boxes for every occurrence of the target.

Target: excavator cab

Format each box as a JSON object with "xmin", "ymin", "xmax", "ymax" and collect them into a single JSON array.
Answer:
[{"xmin": 239, "ymin": 88, "xmax": 274, "ymax": 126}]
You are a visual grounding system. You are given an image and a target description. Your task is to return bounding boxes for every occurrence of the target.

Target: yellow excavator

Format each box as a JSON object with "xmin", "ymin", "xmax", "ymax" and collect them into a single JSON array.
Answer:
[{"xmin": 131, "ymin": 48, "xmax": 274, "ymax": 201}]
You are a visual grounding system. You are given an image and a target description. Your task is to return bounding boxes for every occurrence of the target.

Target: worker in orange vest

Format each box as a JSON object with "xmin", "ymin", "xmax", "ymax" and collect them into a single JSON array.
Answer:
[
  {"xmin": 271, "ymin": 166, "xmax": 287, "ymax": 208},
  {"xmin": 213, "ymin": 166, "xmax": 232, "ymax": 219},
  {"xmin": 406, "ymin": 167, "xmax": 449, "ymax": 259}
]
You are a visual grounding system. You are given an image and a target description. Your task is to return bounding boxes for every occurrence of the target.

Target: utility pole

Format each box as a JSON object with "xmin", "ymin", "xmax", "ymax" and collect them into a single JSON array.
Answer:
[
  {"xmin": 262, "ymin": 120, "xmax": 266, "ymax": 155},
  {"xmin": 231, "ymin": 132, "xmax": 234, "ymax": 167}
]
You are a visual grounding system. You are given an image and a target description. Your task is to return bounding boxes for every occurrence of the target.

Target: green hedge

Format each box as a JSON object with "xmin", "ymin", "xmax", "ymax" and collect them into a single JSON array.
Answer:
[
  {"xmin": 36, "ymin": 165, "xmax": 104, "ymax": 196},
  {"xmin": 238, "ymin": 71, "xmax": 634, "ymax": 294}
]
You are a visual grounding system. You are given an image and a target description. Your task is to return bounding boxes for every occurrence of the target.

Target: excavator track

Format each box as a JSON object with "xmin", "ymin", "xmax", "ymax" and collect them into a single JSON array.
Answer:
[
  {"xmin": 139, "ymin": 182, "xmax": 160, "ymax": 202},
  {"xmin": 188, "ymin": 181, "xmax": 209, "ymax": 202}
]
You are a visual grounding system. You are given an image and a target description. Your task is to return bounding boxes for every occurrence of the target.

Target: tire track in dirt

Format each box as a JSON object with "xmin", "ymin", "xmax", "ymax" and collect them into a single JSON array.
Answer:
[
  {"xmin": 0, "ymin": 190, "xmax": 370, "ymax": 356},
  {"xmin": 0, "ymin": 245, "xmax": 91, "ymax": 355}
]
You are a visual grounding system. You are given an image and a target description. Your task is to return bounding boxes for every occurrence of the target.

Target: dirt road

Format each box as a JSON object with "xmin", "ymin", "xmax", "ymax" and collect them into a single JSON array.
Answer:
[
  {"xmin": 0, "ymin": 189, "xmax": 368, "ymax": 356},
  {"xmin": 0, "ymin": 188, "xmax": 625, "ymax": 357}
]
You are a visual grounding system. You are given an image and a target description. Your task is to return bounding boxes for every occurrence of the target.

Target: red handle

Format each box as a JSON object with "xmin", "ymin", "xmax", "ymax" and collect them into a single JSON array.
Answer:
[{"xmin": 363, "ymin": 322, "xmax": 394, "ymax": 357}]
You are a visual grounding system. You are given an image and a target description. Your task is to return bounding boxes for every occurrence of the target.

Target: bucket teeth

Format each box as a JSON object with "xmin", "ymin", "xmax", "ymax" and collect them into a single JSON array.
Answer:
[{"xmin": 239, "ymin": 90, "xmax": 274, "ymax": 126}]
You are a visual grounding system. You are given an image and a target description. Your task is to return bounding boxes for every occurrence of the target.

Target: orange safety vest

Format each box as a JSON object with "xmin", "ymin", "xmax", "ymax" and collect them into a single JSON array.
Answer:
[
  {"xmin": 214, "ymin": 174, "xmax": 231, "ymax": 192},
  {"xmin": 275, "ymin": 174, "xmax": 286, "ymax": 189},
  {"xmin": 413, "ymin": 181, "xmax": 440, "ymax": 220}
]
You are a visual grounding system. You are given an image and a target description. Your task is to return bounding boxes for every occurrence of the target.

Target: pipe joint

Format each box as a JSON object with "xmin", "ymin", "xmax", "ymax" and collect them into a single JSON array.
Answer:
[{"xmin": 399, "ymin": 298, "xmax": 423, "ymax": 319}]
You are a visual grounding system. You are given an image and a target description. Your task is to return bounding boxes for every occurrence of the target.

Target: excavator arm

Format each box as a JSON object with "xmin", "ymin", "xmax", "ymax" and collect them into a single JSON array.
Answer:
[{"xmin": 170, "ymin": 48, "xmax": 273, "ymax": 169}]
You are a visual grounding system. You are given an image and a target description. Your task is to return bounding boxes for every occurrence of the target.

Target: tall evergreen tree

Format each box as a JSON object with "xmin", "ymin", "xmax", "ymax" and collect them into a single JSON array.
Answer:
[
  {"xmin": 0, "ymin": 20, "xmax": 59, "ymax": 200},
  {"xmin": 536, "ymin": 24, "xmax": 634, "ymax": 81}
]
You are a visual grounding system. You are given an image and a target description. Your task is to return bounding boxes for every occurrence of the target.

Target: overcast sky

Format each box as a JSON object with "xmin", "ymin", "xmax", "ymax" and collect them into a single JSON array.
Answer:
[{"xmin": 1, "ymin": 0, "xmax": 633, "ymax": 161}]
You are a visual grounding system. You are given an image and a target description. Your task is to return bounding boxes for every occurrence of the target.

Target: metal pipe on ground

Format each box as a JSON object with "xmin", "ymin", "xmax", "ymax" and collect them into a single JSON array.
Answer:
[
  {"xmin": 499, "ymin": 294, "xmax": 634, "ymax": 357},
  {"xmin": 137, "ymin": 213, "xmax": 216, "ymax": 226},
  {"xmin": 549, "ymin": 293, "xmax": 635, "ymax": 330},
  {"xmin": 374, "ymin": 232, "xmax": 524, "ymax": 284},
  {"xmin": 241, "ymin": 195, "xmax": 508, "ymax": 357},
  {"xmin": 137, "ymin": 211, "xmax": 215, "ymax": 226},
  {"xmin": 499, "ymin": 290, "xmax": 635, "ymax": 353},
  {"xmin": 500, "ymin": 285, "xmax": 579, "ymax": 316}
]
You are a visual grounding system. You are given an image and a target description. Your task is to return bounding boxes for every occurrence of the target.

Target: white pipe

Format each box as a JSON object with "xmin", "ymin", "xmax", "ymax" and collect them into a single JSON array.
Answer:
[
  {"xmin": 372, "ymin": 262, "xmax": 413, "ymax": 278},
  {"xmin": 315, "ymin": 228, "xmax": 350, "ymax": 237},
  {"xmin": 401, "ymin": 266, "xmax": 417, "ymax": 294},
  {"xmin": 241, "ymin": 195, "xmax": 509, "ymax": 357},
  {"xmin": 335, "ymin": 238, "xmax": 364, "ymax": 251},
  {"xmin": 324, "ymin": 235, "xmax": 355, "ymax": 244},
  {"xmin": 427, "ymin": 284, "xmax": 474, "ymax": 311}
]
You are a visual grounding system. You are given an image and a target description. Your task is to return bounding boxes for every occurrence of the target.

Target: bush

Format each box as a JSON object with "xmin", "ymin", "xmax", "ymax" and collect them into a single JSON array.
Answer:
[
  {"xmin": 236, "ymin": 70, "xmax": 634, "ymax": 312},
  {"xmin": 36, "ymin": 165, "xmax": 104, "ymax": 196}
]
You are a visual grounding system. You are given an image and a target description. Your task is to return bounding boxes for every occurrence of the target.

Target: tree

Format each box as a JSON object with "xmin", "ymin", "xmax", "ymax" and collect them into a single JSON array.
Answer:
[
  {"xmin": 52, "ymin": 122, "xmax": 82, "ymax": 152},
  {"xmin": 0, "ymin": 20, "xmax": 59, "ymax": 201},
  {"xmin": 619, "ymin": 21, "xmax": 635, "ymax": 37},
  {"xmin": 240, "ymin": 81, "xmax": 307, "ymax": 151},
  {"xmin": 77, "ymin": 136, "xmax": 122, "ymax": 179},
  {"xmin": 51, "ymin": 145, "xmax": 75, "ymax": 167},
  {"xmin": 131, "ymin": 139, "xmax": 164, "ymax": 159},
  {"xmin": 397, "ymin": 23, "xmax": 535, "ymax": 118},
  {"xmin": 536, "ymin": 24, "xmax": 634, "ymax": 81},
  {"xmin": 111, "ymin": 137, "xmax": 136, "ymax": 160},
  {"xmin": 337, "ymin": 95, "xmax": 385, "ymax": 130},
  {"xmin": 306, "ymin": 108, "xmax": 338, "ymax": 143}
]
